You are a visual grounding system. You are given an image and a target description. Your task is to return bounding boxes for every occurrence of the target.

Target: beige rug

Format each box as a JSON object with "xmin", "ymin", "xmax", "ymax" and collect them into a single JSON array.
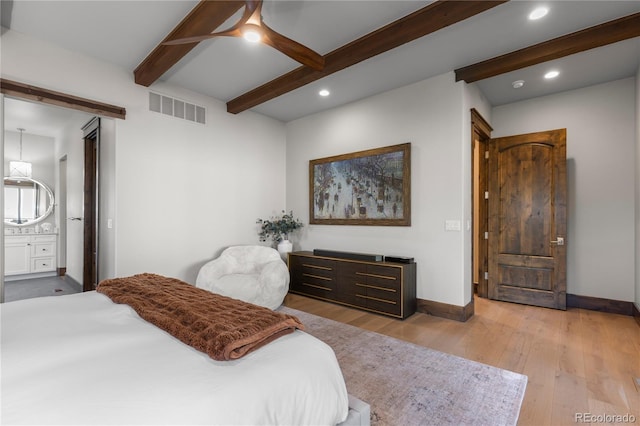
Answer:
[{"xmin": 280, "ymin": 307, "xmax": 527, "ymax": 426}]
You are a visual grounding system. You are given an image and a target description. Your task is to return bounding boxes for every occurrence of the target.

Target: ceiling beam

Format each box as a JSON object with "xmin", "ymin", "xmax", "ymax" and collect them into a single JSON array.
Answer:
[
  {"xmin": 134, "ymin": 1, "xmax": 244, "ymax": 87},
  {"xmin": 1, "ymin": 78, "xmax": 126, "ymax": 119},
  {"xmin": 226, "ymin": 0, "xmax": 508, "ymax": 115},
  {"xmin": 455, "ymin": 12, "xmax": 640, "ymax": 83}
]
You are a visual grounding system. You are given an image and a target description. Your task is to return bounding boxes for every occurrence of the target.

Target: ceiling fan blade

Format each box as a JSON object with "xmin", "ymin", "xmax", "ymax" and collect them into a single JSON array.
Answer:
[
  {"xmin": 261, "ymin": 22, "xmax": 324, "ymax": 71},
  {"xmin": 162, "ymin": 0, "xmax": 323, "ymax": 70},
  {"xmin": 163, "ymin": 0, "xmax": 259, "ymax": 46},
  {"xmin": 163, "ymin": 30, "xmax": 239, "ymax": 45}
]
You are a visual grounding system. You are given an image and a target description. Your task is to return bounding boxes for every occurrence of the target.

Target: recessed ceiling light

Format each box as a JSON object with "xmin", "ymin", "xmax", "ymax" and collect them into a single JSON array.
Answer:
[
  {"xmin": 319, "ymin": 89, "xmax": 330, "ymax": 97},
  {"xmin": 544, "ymin": 70, "xmax": 560, "ymax": 79},
  {"xmin": 528, "ymin": 7, "xmax": 548, "ymax": 20},
  {"xmin": 512, "ymin": 80, "xmax": 525, "ymax": 89}
]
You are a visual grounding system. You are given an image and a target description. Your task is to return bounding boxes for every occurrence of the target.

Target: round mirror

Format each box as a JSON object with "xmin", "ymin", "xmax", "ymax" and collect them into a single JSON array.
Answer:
[{"xmin": 4, "ymin": 177, "xmax": 55, "ymax": 227}]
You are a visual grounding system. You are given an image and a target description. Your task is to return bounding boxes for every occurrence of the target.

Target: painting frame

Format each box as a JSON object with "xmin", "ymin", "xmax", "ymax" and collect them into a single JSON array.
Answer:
[{"xmin": 309, "ymin": 143, "xmax": 411, "ymax": 226}]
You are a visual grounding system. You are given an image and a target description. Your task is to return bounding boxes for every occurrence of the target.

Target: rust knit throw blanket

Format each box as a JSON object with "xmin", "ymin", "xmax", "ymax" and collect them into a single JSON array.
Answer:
[{"xmin": 97, "ymin": 273, "xmax": 304, "ymax": 361}]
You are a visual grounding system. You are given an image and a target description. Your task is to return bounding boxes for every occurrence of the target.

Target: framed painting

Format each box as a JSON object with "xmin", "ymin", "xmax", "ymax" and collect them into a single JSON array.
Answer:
[{"xmin": 309, "ymin": 143, "xmax": 411, "ymax": 226}]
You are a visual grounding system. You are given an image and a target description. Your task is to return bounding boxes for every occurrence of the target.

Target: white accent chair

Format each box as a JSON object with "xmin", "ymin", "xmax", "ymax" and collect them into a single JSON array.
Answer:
[{"xmin": 196, "ymin": 245, "xmax": 290, "ymax": 310}]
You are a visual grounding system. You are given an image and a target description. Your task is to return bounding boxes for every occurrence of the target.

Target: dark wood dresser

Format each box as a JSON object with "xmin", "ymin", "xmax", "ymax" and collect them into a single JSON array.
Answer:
[{"xmin": 288, "ymin": 251, "xmax": 416, "ymax": 319}]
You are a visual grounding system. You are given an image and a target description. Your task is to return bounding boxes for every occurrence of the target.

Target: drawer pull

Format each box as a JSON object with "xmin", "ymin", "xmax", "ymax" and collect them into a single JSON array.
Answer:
[
  {"xmin": 302, "ymin": 282, "xmax": 333, "ymax": 291},
  {"xmin": 355, "ymin": 294, "xmax": 397, "ymax": 305},
  {"xmin": 302, "ymin": 263, "xmax": 332, "ymax": 271},
  {"xmin": 355, "ymin": 272, "xmax": 396, "ymax": 280},
  {"xmin": 302, "ymin": 273, "xmax": 333, "ymax": 281},
  {"xmin": 355, "ymin": 283, "xmax": 396, "ymax": 293}
]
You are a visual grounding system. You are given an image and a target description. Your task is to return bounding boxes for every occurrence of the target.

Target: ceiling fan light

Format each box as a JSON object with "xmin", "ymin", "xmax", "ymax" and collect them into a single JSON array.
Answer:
[{"xmin": 242, "ymin": 27, "xmax": 262, "ymax": 43}]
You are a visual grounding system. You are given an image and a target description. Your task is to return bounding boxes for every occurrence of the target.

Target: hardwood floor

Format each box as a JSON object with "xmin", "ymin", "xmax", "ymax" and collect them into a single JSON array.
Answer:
[{"xmin": 283, "ymin": 293, "xmax": 640, "ymax": 426}]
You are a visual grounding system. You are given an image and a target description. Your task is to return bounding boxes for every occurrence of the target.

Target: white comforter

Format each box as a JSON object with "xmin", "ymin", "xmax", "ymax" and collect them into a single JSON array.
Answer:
[{"xmin": 1, "ymin": 291, "xmax": 349, "ymax": 425}]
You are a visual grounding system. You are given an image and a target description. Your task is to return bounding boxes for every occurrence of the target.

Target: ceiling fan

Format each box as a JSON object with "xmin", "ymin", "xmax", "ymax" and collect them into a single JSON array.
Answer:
[{"xmin": 163, "ymin": 0, "xmax": 325, "ymax": 71}]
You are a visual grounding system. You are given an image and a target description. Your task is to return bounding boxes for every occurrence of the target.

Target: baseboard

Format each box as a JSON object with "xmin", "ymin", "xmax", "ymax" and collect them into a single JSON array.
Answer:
[
  {"xmin": 417, "ymin": 297, "xmax": 474, "ymax": 322},
  {"xmin": 567, "ymin": 293, "xmax": 634, "ymax": 317},
  {"xmin": 418, "ymin": 293, "xmax": 636, "ymax": 321}
]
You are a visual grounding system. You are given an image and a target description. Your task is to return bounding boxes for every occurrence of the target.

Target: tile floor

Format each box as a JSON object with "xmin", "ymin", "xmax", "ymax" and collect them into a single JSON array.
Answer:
[{"xmin": 3, "ymin": 275, "xmax": 81, "ymax": 302}]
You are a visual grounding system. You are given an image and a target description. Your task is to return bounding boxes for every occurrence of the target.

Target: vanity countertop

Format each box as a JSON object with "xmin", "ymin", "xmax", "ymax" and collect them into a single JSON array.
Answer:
[{"xmin": 4, "ymin": 231, "xmax": 58, "ymax": 236}]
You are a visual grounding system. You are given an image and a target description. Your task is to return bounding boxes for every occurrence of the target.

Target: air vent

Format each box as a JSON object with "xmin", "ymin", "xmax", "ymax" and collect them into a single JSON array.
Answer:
[{"xmin": 149, "ymin": 92, "xmax": 206, "ymax": 124}]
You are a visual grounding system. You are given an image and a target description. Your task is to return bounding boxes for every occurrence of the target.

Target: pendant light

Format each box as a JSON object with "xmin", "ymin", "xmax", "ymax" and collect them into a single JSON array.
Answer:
[{"xmin": 9, "ymin": 128, "xmax": 32, "ymax": 179}]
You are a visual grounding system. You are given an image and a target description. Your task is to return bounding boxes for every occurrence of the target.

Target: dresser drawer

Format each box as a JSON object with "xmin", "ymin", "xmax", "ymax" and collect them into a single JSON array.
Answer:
[
  {"xmin": 356, "ymin": 269, "xmax": 400, "ymax": 290},
  {"xmin": 289, "ymin": 255, "xmax": 337, "ymax": 299},
  {"xmin": 31, "ymin": 257, "xmax": 55, "ymax": 272},
  {"xmin": 360, "ymin": 293, "xmax": 401, "ymax": 317},
  {"xmin": 31, "ymin": 242, "xmax": 55, "ymax": 257},
  {"xmin": 296, "ymin": 256, "xmax": 336, "ymax": 275}
]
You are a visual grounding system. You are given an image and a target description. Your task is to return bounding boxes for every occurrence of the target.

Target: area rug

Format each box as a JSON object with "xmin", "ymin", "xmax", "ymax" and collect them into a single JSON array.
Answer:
[{"xmin": 280, "ymin": 307, "xmax": 527, "ymax": 426}]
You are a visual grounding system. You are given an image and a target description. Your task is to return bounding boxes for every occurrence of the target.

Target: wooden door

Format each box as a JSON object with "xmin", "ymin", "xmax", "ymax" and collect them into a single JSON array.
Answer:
[{"xmin": 488, "ymin": 129, "xmax": 567, "ymax": 310}]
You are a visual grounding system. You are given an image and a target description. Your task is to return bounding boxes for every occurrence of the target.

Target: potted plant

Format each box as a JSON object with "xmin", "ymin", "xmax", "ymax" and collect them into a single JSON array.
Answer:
[{"xmin": 256, "ymin": 210, "xmax": 304, "ymax": 257}]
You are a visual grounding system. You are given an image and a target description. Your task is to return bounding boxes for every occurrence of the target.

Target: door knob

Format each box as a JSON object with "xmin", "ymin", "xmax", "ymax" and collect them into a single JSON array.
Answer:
[{"xmin": 550, "ymin": 237, "xmax": 564, "ymax": 246}]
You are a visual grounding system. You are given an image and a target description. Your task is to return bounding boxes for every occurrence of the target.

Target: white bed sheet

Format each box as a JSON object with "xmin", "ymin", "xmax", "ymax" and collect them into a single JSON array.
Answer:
[{"xmin": 1, "ymin": 291, "xmax": 349, "ymax": 425}]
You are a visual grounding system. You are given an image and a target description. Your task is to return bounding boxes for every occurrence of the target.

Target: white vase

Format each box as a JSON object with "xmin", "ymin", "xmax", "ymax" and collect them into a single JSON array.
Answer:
[{"xmin": 277, "ymin": 239, "xmax": 293, "ymax": 258}]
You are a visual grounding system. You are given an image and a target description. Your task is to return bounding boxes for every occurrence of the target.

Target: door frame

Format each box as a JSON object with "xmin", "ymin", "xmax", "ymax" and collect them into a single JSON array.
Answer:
[
  {"xmin": 1, "ymin": 94, "xmax": 5, "ymax": 303},
  {"xmin": 0, "ymin": 81, "xmax": 125, "ymax": 299},
  {"xmin": 82, "ymin": 118, "xmax": 100, "ymax": 291},
  {"xmin": 470, "ymin": 109, "xmax": 492, "ymax": 298}
]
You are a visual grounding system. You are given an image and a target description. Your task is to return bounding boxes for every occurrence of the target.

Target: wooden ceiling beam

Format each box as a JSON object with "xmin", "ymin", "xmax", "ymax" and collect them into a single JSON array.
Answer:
[
  {"xmin": 1, "ymin": 78, "xmax": 126, "ymax": 119},
  {"xmin": 455, "ymin": 12, "xmax": 640, "ymax": 83},
  {"xmin": 134, "ymin": 1, "xmax": 244, "ymax": 87},
  {"xmin": 226, "ymin": 0, "xmax": 508, "ymax": 115}
]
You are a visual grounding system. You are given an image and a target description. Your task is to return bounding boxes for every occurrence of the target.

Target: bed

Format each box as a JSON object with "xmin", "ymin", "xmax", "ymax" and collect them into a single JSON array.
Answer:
[{"xmin": 1, "ymin": 274, "xmax": 350, "ymax": 425}]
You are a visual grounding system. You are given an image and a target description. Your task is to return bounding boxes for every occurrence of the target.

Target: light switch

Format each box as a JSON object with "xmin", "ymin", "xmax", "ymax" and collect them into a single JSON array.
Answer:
[
  {"xmin": 445, "ymin": 220, "xmax": 461, "ymax": 231},
  {"xmin": 107, "ymin": 219, "xmax": 113, "ymax": 229}
]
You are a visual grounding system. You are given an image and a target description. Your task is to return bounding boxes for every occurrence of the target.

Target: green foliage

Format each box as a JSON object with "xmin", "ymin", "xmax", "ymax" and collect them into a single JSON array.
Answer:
[{"xmin": 256, "ymin": 210, "xmax": 304, "ymax": 243}]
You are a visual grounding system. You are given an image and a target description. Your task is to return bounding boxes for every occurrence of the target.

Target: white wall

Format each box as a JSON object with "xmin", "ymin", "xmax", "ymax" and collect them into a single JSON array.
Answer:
[
  {"xmin": 54, "ymin": 114, "xmax": 93, "ymax": 282},
  {"xmin": 99, "ymin": 118, "xmax": 116, "ymax": 281},
  {"xmin": 462, "ymin": 83, "xmax": 492, "ymax": 304},
  {"xmin": 1, "ymin": 28, "xmax": 287, "ymax": 284},
  {"xmin": 286, "ymin": 72, "xmax": 484, "ymax": 307},
  {"xmin": 492, "ymin": 78, "xmax": 636, "ymax": 302}
]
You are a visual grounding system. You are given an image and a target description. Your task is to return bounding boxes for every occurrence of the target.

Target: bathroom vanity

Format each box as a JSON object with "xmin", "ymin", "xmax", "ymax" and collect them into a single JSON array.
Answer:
[{"xmin": 5, "ymin": 232, "xmax": 57, "ymax": 280}]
